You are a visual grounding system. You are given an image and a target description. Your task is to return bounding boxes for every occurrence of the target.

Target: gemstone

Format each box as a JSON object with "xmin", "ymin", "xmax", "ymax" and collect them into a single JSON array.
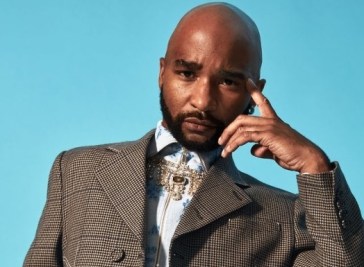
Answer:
[{"xmin": 173, "ymin": 176, "xmax": 185, "ymax": 183}]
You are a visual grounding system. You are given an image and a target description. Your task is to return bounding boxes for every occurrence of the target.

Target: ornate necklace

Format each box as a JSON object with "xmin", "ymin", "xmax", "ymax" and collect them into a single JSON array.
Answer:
[{"xmin": 147, "ymin": 149, "xmax": 205, "ymax": 201}]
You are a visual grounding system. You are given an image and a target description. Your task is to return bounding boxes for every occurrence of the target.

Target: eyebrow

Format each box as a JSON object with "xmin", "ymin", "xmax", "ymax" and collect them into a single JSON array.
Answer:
[
  {"xmin": 218, "ymin": 69, "xmax": 247, "ymax": 80},
  {"xmin": 174, "ymin": 59, "xmax": 247, "ymax": 80},
  {"xmin": 174, "ymin": 59, "xmax": 202, "ymax": 71}
]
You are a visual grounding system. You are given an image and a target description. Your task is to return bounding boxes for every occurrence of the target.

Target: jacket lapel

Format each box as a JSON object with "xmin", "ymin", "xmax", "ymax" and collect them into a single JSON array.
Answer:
[
  {"xmin": 95, "ymin": 131, "xmax": 154, "ymax": 244},
  {"xmin": 174, "ymin": 156, "xmax": 252, "ymax": 239},
  {"xmin": 95, "ymin": 130, "xmax": 252, "ymax": 243}
]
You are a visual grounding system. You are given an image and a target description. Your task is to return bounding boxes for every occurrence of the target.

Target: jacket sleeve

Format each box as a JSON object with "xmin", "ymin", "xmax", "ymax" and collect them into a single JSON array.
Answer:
[
  {"xmin": 293, "ymin": 162, "xmax": 363, "ymax": 266},
  {"xmin": 24, "ymin": 152, "xmax": 65, "ymax": 267}
]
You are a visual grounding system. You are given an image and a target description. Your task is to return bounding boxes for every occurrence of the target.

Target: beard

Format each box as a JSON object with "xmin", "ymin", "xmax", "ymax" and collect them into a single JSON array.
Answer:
[{"xmin": 160, "ymin": 89, "xmax": 226, "ymax": 152}]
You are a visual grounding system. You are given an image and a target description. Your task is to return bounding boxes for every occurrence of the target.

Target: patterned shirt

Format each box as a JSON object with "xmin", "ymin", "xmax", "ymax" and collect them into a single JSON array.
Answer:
[{"xmin": 145, "ymin": 121, "xmax": 221, "ymax": 267}]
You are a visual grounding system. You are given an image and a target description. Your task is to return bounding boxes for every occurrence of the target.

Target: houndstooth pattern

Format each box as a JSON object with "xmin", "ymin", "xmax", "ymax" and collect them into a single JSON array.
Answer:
[{"xmin": 24, "ymin": 130, "xmax": 363, "ymax": 266}]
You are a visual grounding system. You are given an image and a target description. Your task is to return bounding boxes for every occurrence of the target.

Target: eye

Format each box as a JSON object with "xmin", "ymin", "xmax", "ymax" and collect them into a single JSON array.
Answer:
[
  {"xmin": 180, "ymin": 71, "xmax": 195, "ymax": 79},
  {"xmin": 221, "ymin": 79, "xmax": 234, "ymax": 86}
]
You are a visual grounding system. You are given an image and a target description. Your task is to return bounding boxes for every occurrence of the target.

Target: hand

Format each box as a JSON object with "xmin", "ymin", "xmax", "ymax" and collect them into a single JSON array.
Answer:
[{"xmin": 218, "ymin": 79, "xmax": 331, "ymax": 174}]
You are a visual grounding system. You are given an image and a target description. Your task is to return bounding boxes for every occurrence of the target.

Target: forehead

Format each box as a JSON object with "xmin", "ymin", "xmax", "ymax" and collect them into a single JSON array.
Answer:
[{"xmin": 167, "ymin": 27, "xmax": 255, "ymax": 72}]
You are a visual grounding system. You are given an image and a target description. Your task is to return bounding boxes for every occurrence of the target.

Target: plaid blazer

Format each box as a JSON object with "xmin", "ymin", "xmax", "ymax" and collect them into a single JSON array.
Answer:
[{"xmin": 24, "ymin": 131, "xmax": 363, "ymax": 266}]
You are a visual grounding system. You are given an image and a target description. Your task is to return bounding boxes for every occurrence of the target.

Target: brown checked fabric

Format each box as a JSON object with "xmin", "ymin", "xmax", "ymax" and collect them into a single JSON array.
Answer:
[{"xmin": 24, "ymin": 130, "xmax": 363, "ymax": 266}]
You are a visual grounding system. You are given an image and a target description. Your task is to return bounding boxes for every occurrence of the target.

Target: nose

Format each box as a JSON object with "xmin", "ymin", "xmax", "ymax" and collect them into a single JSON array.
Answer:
[{"xmin": 190, "ymin": 78, "xmax": 217, "ymax": 112}]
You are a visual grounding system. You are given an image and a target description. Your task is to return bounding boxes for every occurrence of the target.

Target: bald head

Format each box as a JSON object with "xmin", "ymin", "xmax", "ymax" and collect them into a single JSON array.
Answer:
[{"xmin": 165, "ymin": 3, "xmax": 262, "ymax": 78}]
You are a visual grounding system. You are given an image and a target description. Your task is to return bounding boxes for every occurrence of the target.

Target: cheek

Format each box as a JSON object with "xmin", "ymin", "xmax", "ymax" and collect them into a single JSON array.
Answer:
[
  {"xmin": 162, "ymin": 83, "xmax": 188, "ymax": 115},
  {"xmin": 219, "ymin": 95, "xmax": 250, "ymax": 120}
]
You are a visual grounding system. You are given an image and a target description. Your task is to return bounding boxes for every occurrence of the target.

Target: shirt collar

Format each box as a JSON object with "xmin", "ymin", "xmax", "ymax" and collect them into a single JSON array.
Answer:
[
  {"xmin": 148, "ymin": 120, "xmax": 221, "ymax": 170},
  {"xmin": 155, "ymin": 120, "xmax": 178, "ymax": 152}
]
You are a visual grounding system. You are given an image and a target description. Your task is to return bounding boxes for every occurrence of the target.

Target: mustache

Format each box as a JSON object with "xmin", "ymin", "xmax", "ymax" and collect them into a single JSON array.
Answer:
[{"xmin": 177, "ymin": 111, "xmax": 226, "ymax": 127}]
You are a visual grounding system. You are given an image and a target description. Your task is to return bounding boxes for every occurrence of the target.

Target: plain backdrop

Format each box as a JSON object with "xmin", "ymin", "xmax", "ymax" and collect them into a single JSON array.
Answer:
[{"xmin": 1, "ymin": 0, "xmax": 363, "ymax": 265}]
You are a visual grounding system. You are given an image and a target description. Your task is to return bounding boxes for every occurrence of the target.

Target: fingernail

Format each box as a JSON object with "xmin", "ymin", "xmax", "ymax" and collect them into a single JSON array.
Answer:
[
  {"xmin": 221, "ymin": 149, "xmax": 226, "ymax": 158},
  {"xmin": 218, "ymin": 137, "xmax": 222, "ymax": 145}
]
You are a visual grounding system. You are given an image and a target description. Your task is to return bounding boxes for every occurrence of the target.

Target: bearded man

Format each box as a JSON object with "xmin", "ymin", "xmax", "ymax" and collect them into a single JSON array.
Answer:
[{"xmin": 25, "ymin": 3, "xmax": 363, "ymax": 267}]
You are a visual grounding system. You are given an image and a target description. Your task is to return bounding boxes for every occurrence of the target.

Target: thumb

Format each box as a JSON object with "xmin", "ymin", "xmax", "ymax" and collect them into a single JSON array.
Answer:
[
  {"xmin": 251, "ymin": 144, "xmax": 293, "ymax": 170},
  {"xmin": 250, "ymin": 144, "xmax": 274, "ymax": 159}
]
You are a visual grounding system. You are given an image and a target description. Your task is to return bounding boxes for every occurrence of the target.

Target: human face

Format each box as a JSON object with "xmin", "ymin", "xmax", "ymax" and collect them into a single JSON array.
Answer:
[
  {"xmin": 160, "ymin": 89, "xmax": 225, "ymax": 151},
  {"xmin": 159, "ymin": 27, "xmax": 259, "ymax": 152}
]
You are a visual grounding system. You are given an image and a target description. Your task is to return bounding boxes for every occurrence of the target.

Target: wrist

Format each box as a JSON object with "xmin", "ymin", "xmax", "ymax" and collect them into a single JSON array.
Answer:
[
  {"xmin": 300, "ymin": 149, "xmax": 333, "ymax": 174},
  {"xmin": 299, "ymin": 151, "xmax": 331, "ymax": 174}
]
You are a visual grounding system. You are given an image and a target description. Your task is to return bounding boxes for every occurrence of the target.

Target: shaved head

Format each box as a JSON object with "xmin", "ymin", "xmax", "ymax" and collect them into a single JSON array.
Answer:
[
  {"xmin": 165, "ymin": 2, "xmax": 262, "ymax": 78},
  {"xmin": 159, "ymin": 3, "xmax": 265, "ymax": 151}
]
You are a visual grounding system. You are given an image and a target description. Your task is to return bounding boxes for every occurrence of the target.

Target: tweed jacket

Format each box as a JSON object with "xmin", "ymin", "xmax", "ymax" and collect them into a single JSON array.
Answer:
[{"xmin": 24, "ymin": 131, "xmax": 363, "ymax": 267}]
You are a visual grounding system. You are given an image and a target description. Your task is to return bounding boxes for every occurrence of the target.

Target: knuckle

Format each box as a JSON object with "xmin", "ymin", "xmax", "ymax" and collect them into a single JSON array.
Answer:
[
  {"xmin": 236, "ymin": 114, "xmax": 245, "ymax": 121},
  {"xmin": 241, "ymin": 131, "xmax": 251, "ymax": 139}
]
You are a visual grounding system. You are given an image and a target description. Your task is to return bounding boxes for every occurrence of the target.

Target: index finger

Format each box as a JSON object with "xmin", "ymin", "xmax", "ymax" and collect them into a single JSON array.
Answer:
[{"xmin": 247, "ymin": 78, "xmax": 278, "ymax": 119}]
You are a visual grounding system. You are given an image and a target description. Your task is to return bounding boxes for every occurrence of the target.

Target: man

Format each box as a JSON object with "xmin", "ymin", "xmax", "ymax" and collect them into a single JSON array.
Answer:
[{"xmin": 25, "ymin": 3, "xmax": 363, "ymax": 267}]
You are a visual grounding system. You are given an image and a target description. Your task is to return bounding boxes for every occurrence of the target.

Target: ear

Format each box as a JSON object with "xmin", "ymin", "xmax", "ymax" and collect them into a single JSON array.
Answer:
[
  {"xmin": 250, "ymin": 78, "xmax": 266, "ymax": 106},
  {"xmin": 158, "ymin": 57, "xmax": 166, "ymax": 89},
  {"xmin": 256, "ymin": 78, "xmax": 266, "ymax": 92}
]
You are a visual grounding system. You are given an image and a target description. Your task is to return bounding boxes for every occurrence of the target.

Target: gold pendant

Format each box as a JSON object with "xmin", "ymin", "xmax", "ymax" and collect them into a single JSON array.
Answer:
[
  {"xmin": 170, "ymin": 175, "xmax": 186, "ymax": 200},
  {"xmin": 147, "ymin": 154, "xmax": 205, "ymax": 201}
]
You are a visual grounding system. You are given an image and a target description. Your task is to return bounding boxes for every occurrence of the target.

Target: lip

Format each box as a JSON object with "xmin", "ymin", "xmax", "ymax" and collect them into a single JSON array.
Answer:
[
  {"xmin": 182, "ymin": 117, "xmax": 217, "ymax": 133},
  {"xmin": 184, "ymin": 117, "xmax": 217, "ymax": 127}
]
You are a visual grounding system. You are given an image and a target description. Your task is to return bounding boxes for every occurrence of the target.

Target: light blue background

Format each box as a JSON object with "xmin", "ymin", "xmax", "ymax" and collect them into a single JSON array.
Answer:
[{"xmin": 1, "ymin": 1, "xmax": 363, "ymax": 265}]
